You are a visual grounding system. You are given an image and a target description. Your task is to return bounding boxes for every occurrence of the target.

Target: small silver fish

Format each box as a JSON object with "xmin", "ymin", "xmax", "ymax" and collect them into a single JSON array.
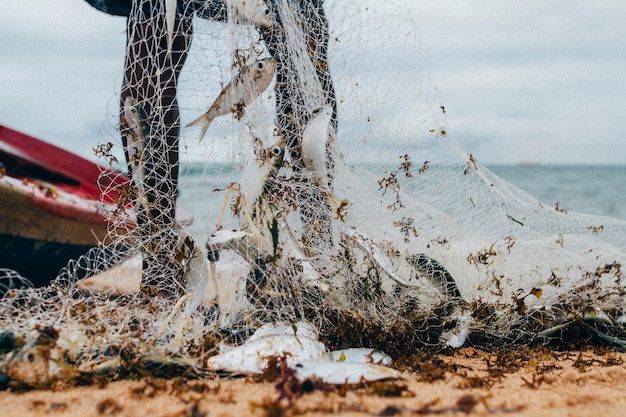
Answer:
[
  {"xmin": 292, "ymin": 361, "xmax": 402, "ymax": 384},
  {"xmin": 165, "ymin": 0, "xmax": 176, "ymax": 53},
  {"xmin": 225, "ymin": 0, "xmax": 273, "ymax": 28},
  {"xmin": 4, "ymin": 331, "xmax": 73, "ymax": 389},
  {"xmin": 341, "ymin": 227, "xmax": 411, "ymax": 287},
  {"xmin": 122, "ymin": 96, "xmax": 150, "ymax": 210},
  {"xmin": 240, "ymin": 135, "xmax": 285, "ymax": 217},
  {"xmin": 330, "ymin": 348, "xmax": 392, "ymax": 365},
  {"xmin": 176, "ymin": 231, "xmax": 209, "ymax": 313},
  {"xmin": 206, "ymin": 334, "xmax": 331, "ymax": 374},
  {"xmin": 301, "ymin": 106, "xmax": 340, "ymax": 210},
  {"xmin": 187, "ymin": 57, "xmax": 277, "ymax": 141},
  {"xmin": 405, "ymin": 254, "xmax": 462, "ymax": 301},
  {"xmin": 250, "ymin": 321, "xmax": 318, "ymax": 342},
  {"xmin": 583, "ymin": 305, "xmax": 613, "ymax": 325},
  {"xmin": 220, "ymin": 321, "xmax": 318, "ymax": 353},
  {"xmin": 440, "ymin": 310, "xmax": 472, "ymax": 348},
  {"xmin": 207, "ymin": 228, "xmax": 261, "ymax": 265}
]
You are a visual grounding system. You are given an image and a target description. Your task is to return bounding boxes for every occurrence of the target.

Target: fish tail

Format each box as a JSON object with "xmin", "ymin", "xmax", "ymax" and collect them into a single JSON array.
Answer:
[
  {"xmin": 165, "ymin": 0, "xmax": 176, "ymax": 55},
  {"xmin": 136, "ymin": 193, "xmax": 149, "ymax": 211},
  {"xmin": 186, "ymin": 114, "xmax": 213, "ymax": 142},
  {"xmin": 324, "ymin": 191, "xmax": 342, "ymax": 214}
]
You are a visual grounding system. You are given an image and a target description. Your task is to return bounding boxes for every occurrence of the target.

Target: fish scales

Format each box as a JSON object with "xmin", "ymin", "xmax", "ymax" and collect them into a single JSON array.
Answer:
[
  {"xmin": 225, "ymin": 0, "xmax": 273, "ymax": 28},
  {"xmin": 206, "ymin": 334, "xmax": 331, "ymax": 374},
  {"xmin": 187, "ymin": 57, "xmax": 277, "ymax": 141},
  {"xmin": 122, "ymin": 96, "xmax": 151, "ymax": 210},
  {"xmin": 301, "ymin": 106, "xmax": 340, "ymax": 209}
]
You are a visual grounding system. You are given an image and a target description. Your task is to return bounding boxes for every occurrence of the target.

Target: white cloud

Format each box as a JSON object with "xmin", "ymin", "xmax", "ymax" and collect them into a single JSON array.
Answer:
[
  {"xmin": 416, "ymin": 1, "xmax": 626, "ymax": 164},
  {"xmin": 1, "ymin": 0, "xmax": 625, "ymax": 165}
]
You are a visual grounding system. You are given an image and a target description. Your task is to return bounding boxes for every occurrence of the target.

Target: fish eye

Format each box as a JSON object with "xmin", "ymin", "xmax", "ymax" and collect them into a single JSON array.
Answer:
[
  {"xmin": 271, "ymin": 146, "xmax": 282, "ymax": 156},
  {"xmin": 257, "ymin": 60, "xmax": 266, "ymax": 71},
  {"xmin": 263, "ymin": 6, "xmax": 271, "ymax": 16},
  {"xmin": 26, "ymin": 352, "xmax": 35, "ymax": 363}
]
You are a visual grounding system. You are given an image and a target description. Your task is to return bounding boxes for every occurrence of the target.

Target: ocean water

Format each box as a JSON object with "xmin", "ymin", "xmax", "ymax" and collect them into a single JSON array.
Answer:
[
  {"xmin": 487, "ymin": 165, "xmax": 626, "ymax": 221},
  {"xmin": 177, "ymin": 164, "xmax": 626, "ymax": 242}
]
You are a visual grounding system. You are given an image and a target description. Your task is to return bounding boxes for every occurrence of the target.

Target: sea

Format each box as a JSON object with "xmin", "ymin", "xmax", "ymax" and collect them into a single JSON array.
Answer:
[
  {"xmin": 177, "ymin": 164, "xmax": 626, "ymax": 242},
  {"xmin": 487, "ymin": 165, "xmax": 626, "ymax": 221}
]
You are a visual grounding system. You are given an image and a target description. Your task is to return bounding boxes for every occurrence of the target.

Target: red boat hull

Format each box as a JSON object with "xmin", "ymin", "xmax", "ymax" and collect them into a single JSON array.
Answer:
[{"xmin": 0, "ymin": 125, "xmax": 192, "ymax": 286}]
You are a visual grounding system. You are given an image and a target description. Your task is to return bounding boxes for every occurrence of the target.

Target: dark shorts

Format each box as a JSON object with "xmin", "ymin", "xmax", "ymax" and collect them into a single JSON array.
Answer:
[
  {"xmin": 83, "ymin": 0, "xmax": 218, "ymax": 18},
  {"xmin": 84, "ymin": 1, "xmax": 323, "ymax": 19},
  {"xmin": 83, "ymin": 0, "xmax": 131, "ymax": 16}
]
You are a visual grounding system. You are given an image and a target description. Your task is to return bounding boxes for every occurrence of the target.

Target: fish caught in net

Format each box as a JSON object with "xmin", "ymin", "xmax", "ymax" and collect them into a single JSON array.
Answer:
[{"xmin": 1, "ymin": 0, "xmax": 625, "ymax": 388}]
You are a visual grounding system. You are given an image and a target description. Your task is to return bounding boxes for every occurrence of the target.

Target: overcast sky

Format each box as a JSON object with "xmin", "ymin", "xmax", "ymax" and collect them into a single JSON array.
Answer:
[{"xmin": 1, "ymin": 0, "xmax": 625, "ymax": 165}]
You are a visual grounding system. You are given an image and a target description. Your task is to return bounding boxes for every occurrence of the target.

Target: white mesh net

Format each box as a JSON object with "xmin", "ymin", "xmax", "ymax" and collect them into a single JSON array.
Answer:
[{"xmin": 1, "ymin": 0, "xmax": 626, "ymax": 384}]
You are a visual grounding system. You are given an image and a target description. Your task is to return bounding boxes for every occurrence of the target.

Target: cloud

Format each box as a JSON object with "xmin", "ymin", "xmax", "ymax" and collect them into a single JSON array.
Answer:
[
  {"xmin": 1, "ymin": 0, "xmax": 625, "ymax": 165},
  {"xmin": 0, "ymin": 0, "xmax": 126, "ymax": 160},
  {"xmin": 415, "ymin": 0, "xmax": 626, "ymax": 164}
]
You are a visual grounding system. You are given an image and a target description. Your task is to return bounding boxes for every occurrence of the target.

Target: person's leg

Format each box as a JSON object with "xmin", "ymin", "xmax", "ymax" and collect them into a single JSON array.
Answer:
[{"xmin": 120, "ymin": 1, "xmax": 192, "ymax": 298}]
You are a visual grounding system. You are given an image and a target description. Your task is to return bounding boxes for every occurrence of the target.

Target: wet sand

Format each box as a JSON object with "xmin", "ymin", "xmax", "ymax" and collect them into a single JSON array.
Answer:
[{"xmin": 1, "ymin": 346, "xmax": 624, "ymax": 416}]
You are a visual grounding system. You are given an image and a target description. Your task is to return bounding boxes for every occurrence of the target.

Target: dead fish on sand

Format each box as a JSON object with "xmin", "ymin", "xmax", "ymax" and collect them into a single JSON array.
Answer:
[
  {"xmin": 187, "ymin": 57, "xmax": 277, "ymax": 141},
  {"xmin": 2, "ymin": 327, "xmax": 74, "ymax": 389},
  {"xmin": 206, "ymin": 321, "xmax": 402, "ymax": 383},
  {"xmin": 331, "ymin": 348, "xmax": 392, "ymax": 365},
  {"xmin": 206, "ymin": 334, "xmax": 331, "ymax": 374},
  {"xmin": 292, "ymin": 361, "xmax": 401, "ymax": 384},
  {"xmin": 218, "ymin": 321, "xmax": 318, "ymax": 353}
]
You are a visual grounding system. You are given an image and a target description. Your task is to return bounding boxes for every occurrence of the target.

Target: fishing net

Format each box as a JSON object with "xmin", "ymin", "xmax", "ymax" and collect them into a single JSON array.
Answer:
[{"xmin": 2, "ymin": 0, "xmax": 626, "ymax": 383}]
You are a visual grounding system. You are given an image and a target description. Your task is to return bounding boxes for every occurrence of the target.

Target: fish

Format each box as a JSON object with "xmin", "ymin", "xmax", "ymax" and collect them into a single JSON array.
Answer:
[
  {"xmin": 122, "ymin": 96, "xmax": 151, "ymax": 210},
  {"xmin": 219, "ymin": 321, "xmax": 318, "ymax": 353},
  {"xmin": 301, "ymin": 106, "xmax": 340, "ymax": 210},
  {"xmin": 405, "ymin": 254, "xmax": 463, "ymax": 301},
  {"xmin": 440, "ymin": 310, "xmax": 472, "ymax": 348},
  {"xmin": 165, "ymin": 0, "xmax": 176, "ymax": 54},
  {"xmin": 246, "ymin": 321, "xmax": 318, "ymax": 344},
  {"xmin": 292, "ymin": 361, "xmax": 402, "ymax": 384},
  {"xmin": 3, "ymin": 329, "xmax": 198, "ymax": 388},
  {"xmin": 206, "ymin": 334, "xmax": 331, "ymax": 374},
  {"xmin": 206, "ymin": 229, "xmax": 261, "ymax": 265},
  {"xmin": 330, "ymin": 348, "xmax": 393, "ymax": 365},
  {"xmin": 340, "ymin": 227, "xmax": 411, "ymax": 287},
  {"xmin": 582, "ymin": 305, "xmax": 613, "ymax": 325},
  {"xmin": 225, "ymin": 0, "xmax": 273, "ymax": 28},
  {"xmin": 240, "ymin": 135, "xmax": 285, "ymax": 217},
  {"xmin": 5, "ymin": 344, "xmax": 70, "ymax": 388},
  {"xmin": 186, "ymin": 57, "xmax": 278, "ymax": 141},
  {"xmin": 4, "ymin": 329, "xmax": 74, "ymax": 389},
  {"xmin": 207, "ymin": 229, "xmax": 252, "ymax": 247},
  {"xmin": 207, "ymin": 322, "xmax": 402, "ymax": 382},
  {"xmin": 176, "ymin": 231, "xmax": 210, "ymax": 314}
]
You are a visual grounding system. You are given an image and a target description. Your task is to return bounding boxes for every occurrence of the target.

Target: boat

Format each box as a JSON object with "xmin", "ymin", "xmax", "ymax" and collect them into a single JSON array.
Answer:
[{"xmin": 0, "ymin": 125, "xmax": 193, "ymax": 287}]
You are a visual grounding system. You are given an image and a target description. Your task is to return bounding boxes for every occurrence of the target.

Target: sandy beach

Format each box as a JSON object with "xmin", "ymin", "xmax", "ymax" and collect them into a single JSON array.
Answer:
[{"xmin": 1, "ymin": 346, "xmax": 624, "ymax": 417}]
